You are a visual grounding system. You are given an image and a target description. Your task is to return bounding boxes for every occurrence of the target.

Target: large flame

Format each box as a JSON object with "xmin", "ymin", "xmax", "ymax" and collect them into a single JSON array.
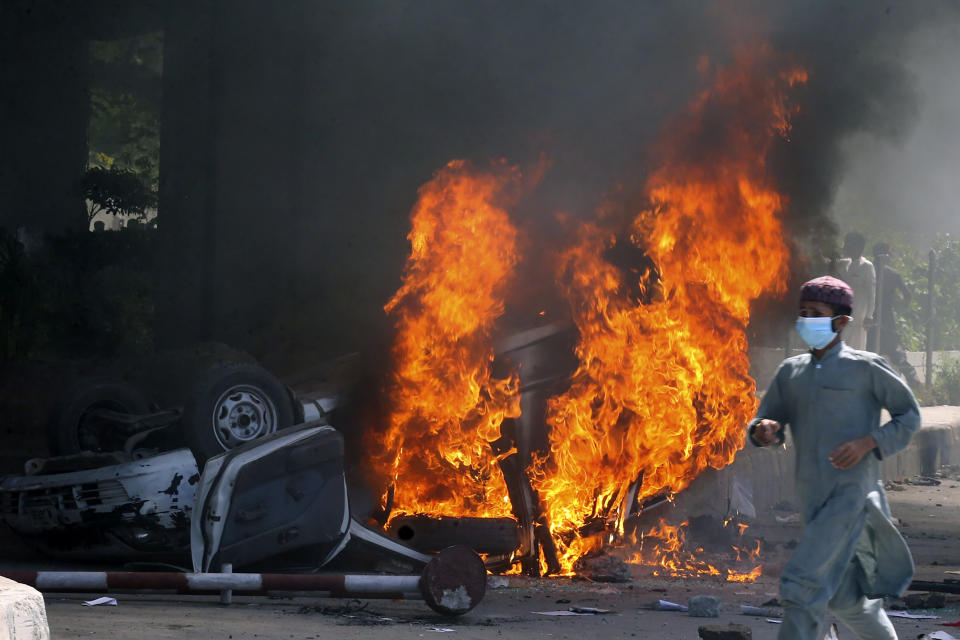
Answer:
[
  {"xmin": 372, "ymin": 45, "xmax": 807, "ymax": 574},
  {"xmin": 532, "ymin": 45, "xmax": 806, "ymax": 568},
  {"xmin": 372, "ymin": 159, "xmax": 522, "ymax": 518}
]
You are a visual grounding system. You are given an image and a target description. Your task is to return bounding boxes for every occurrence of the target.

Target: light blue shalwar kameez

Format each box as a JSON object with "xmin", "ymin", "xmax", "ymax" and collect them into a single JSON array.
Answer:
[{"xmin": 749, "ymin": 341, "xmax": 921, "ymax": 640}]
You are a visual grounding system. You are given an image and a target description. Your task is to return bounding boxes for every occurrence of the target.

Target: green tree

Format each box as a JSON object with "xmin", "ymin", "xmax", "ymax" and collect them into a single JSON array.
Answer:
[
  {"xmin": 87, "ymin": 32, "xmax": 162, "ymax": 195},
  {"xmin": 893, "ymin": 234, "xmax": 960, "ymax": 351},
  {"xmin": 80, "ymin": 166, "xmax": 157, "ymax": 225}
]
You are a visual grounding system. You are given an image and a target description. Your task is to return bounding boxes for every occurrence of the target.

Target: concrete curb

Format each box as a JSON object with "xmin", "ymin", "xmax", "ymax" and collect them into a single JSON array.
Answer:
[
  {"xmin": 675, "ymin": 406, "xmax": 960, "ymax": 519},
  {"xmin": 0, "ymin": 577, "xmax": 49, "ymax": 640}
]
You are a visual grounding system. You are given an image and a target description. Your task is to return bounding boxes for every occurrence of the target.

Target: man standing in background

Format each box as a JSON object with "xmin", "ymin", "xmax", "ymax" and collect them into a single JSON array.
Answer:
[{"xmin": 835, "ymin": 232, "xmax": 876, "ymax": 350}]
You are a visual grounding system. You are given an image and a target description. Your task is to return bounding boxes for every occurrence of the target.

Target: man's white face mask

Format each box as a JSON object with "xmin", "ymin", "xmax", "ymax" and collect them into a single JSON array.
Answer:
[{"xmin": 795, "ymin": 316, "xmax": 838, "ymax": 350}]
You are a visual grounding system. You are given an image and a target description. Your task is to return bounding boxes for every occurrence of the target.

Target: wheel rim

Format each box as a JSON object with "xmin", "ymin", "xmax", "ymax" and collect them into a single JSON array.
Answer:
[{"xmin": 211, "ymin": 384, "xmax": 279, "ymax": 450}]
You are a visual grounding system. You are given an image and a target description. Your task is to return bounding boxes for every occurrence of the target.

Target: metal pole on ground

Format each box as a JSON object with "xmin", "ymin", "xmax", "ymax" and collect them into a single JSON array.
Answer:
[{"xmin": 0, "ymin": 546, "xmax": 487, "ymax": 616}]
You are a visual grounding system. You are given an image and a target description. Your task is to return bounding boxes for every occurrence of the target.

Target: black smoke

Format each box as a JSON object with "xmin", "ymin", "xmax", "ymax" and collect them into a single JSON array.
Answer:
[{"xmin": 3, "ymin": 0, "xmax": 958, "ymax": 364}]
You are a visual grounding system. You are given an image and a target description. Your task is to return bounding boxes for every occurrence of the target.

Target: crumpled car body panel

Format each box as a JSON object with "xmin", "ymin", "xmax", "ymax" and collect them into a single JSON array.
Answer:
[{"xmin": 0, "ymin": 449, "xmax": 199, "ymax": 560}]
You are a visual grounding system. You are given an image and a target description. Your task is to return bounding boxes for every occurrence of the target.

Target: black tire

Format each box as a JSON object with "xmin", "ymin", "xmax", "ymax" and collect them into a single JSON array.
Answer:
[
  {"xmin": 180, "ymin": 363, "xmax": 295, "ymax": 464},
  {"xmin": 48, "ymin": 379, "xmax": 150, "ymax": 455},
  {"xmin": 386, "ymin": 515, "xmax": 521, "ymax": 555}
]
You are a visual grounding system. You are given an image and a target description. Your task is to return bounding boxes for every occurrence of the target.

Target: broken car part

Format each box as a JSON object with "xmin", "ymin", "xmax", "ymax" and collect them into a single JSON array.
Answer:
[
  {"xmin": 496, "ymin": 451, "xmax": 560, "ymax": 575},
  {"xmin": 386, "ymin": 515, "xmax": 520, "ymax": 555},
  {"xmin": 0, "ymin": 448, "xmax": 198, "ymax": 560},
  {"xmin": 47, "ymin": 378, "xmax": 151, "ymax": 455},
  {"xmin": 193, "ymin": 421, "xmax": 432, "ymax": 575},
  {"xmin": 2, "ymin": 544, "xmax": 487, "ymax": 616}
]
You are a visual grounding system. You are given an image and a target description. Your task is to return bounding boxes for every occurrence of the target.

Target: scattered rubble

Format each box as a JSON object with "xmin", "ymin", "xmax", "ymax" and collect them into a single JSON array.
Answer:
[
  {"xmin": 532, "ymin": 608, "xmax": 614, "ymax": 616},
  {"xmin": 569, "ymin": 606, "xmax": 614, "ymax": 614},
  {"xmin": 905, "ymin": 592, "xmax": 947, "ymax": 609},
  {"xmin": 572, "ymin": 552, "xmax": 631, "ymax": 583},
  {"xmin": 688, "ymin": 595, "xmax": 721, "ymax": 618},
  {"xmin": 697, "ymin": 623, "xmax": 752, "ymax": 639},
  {"xmin": 652, "ymin": 600, "xmax": 688, "ymax": 612}
]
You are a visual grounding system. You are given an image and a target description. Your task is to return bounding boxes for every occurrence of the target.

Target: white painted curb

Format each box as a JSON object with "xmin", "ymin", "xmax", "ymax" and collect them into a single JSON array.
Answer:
[{"xmin": 0, "ymin": 577, "xmax": 49, "ymax": 640}]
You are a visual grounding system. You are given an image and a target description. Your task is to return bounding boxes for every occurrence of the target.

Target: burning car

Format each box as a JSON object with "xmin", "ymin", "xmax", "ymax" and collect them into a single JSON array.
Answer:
[{"xmin": 2, "ymin": 47, "xmax": 798, "ymax": 580}]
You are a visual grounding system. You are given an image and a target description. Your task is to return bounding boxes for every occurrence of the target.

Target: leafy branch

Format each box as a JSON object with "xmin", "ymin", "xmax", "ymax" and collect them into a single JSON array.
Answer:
[{"xmin": 80, "ymin": 166, "xmax": 157, "ymax": 224}]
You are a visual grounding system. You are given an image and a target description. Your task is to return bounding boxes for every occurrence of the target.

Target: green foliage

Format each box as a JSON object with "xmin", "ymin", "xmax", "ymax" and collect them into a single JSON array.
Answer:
[
  {"xmin": 87, "ymin": 32, "xmax": 162, "ymax": 217},
  {"xmin": 918, "ymin": 356, "xmax": 960, "ymax": 406},
  {"xmin": 80, "ymin": 166, "xmax": 157, "ymax": 223},
  {"xmin": 888, "ymin": 234, "xmax": 960, "ymax": 351}
]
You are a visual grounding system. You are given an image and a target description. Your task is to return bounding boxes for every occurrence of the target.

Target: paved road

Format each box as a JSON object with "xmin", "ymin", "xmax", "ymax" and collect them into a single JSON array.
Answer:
[
  {"xmin": 36, "ymin": 477, "xmax": 960, "ymax": 640},
  {"xmin": 12, "ymin": 409, "xmax": 960, "ymax": 639}
]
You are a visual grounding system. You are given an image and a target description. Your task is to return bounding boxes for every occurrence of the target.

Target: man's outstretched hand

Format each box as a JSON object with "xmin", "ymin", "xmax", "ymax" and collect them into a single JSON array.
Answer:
[
  {"xmin": 829, "ymin": 435, "xmax": 878, "ymax": 469},
  {"xmin": 753, "ymin": 419, "xmax": 782, "ymax": 446}
]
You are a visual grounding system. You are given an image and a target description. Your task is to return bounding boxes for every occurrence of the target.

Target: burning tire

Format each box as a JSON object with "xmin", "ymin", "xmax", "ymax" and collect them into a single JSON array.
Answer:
[
  {"xmin": 386, "ymin": 515, "xmax": 521, "ymax": 555},
  {"xmin": 47, "ymin": 378, "xmax": 150, "ymax": 455},
  {"xmin": 180, "ymin": 363, "xmax": 295, "ymax": 464}
]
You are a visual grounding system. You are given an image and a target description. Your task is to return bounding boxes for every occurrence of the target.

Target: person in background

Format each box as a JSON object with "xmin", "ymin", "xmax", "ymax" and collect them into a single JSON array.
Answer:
[
  {"xmin": 870, "ymin": 242, "xmax": 921, "ymax": 388},
  {"xmin": 749, "ymin": 275, "xmax": 920, "ymax": 640},
  {"xmin": 834, "ymin": 232, "xmax": 876, "ymax": 350}
]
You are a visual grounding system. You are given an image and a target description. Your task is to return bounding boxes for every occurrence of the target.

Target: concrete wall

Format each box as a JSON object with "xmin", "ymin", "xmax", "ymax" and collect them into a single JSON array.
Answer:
[{"xmin": 674, "ymin": 406, "xmax": 960, "ymax": 521}]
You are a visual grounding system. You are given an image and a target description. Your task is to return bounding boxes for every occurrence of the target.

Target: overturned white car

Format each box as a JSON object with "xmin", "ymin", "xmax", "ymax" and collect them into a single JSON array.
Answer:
[{"xmin": 1, "ymin": 422, "xmax": 432, "ymax": 575}]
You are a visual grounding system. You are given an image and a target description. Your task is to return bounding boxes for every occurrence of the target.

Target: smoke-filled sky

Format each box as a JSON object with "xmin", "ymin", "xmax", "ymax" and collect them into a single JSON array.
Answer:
[
  {"xmin": 831, "ymin": 18, "xmax": 960, "ymax": 242},
  {"xmin": 33, "ymin": 0, "xmax": 950, "ymax": 361},
  {"xmin": 318, "ymin": 0, "xmax": 960, "ymax": 243},
  {"xmin": 266, "ymin": 0, "xmax": 960, "ymax": 358}
]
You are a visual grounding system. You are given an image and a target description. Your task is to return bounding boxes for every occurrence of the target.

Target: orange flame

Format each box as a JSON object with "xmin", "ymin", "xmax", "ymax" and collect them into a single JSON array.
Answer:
[
  {"xmin": 726, "ymin": 565, "xmax": 763, "ymax": 583},
  {"xmin": 533, "ymin": 45, "xmax": 805, "ymax": 568},
  {"xmin": 372, "ymin": 44, "xmax": 804, "ymax": 574},
  {"xmin": 372, "ymin": 159, "xmax": 523, "ymax": 518},
  {"xmin": 627, "ymin": 520, "xmax": 763, "ymax": 582},
  {"xmin": 628, "ymin": 521, "xmax": 721, "ymax": 578}
]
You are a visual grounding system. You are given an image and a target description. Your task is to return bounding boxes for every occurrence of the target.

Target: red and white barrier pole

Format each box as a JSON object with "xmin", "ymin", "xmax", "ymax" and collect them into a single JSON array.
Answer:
[{"xmin": 2, "ymin": 546, "xmax": 487, "ymax": 616}]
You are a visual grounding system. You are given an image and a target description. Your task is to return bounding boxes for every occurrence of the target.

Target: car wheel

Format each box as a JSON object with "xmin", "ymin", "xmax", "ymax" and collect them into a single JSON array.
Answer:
[
  {"xmin": 48, "ymin": 379, "xmax": 150, "ymax": 455},
  {"xmin": 181, "ymin": 363, "xmax": 295, "ymax": 464}
]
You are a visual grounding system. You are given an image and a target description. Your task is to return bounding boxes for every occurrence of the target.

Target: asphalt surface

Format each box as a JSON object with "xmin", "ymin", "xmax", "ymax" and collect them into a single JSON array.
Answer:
[{"xmin": 10, "ymin": 475, "xmax": 955, "ymax": 640}]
